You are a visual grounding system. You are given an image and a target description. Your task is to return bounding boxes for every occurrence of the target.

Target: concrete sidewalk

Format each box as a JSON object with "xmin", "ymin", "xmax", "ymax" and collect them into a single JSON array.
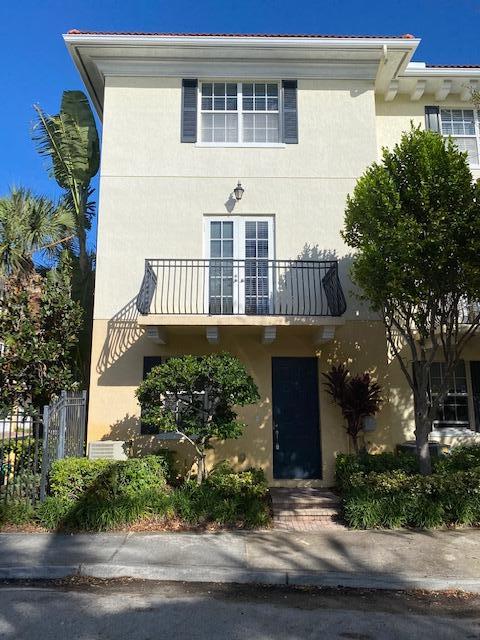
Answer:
[{"xmin": 1, "ymin": 529, "xmax": 480, "ymax": 591}]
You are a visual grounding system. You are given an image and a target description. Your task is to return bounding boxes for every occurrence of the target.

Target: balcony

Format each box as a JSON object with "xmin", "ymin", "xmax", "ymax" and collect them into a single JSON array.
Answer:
[{"xmin": 137, "ymin": 258, "xmax": 346, "ymax": 324}]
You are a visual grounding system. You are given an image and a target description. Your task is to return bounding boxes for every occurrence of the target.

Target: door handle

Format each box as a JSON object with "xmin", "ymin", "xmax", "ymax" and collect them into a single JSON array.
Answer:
[{"xmin": 274, "ymin": 428, "xmax": 280, "ymax": 451}]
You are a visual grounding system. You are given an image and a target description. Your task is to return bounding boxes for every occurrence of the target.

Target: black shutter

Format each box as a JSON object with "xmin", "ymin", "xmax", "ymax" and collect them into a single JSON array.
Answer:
[
  {"xmin": 470, "ymin": 362, "xmax": 480, "ymax": 432},
  {"xmin": 282, "ymin": 80, "xmax": 298, "ymax": 144},
  {"xmin": 425, "ymin": 106, "xmax": 441, "ymax": 132},
  {"xmin": 181, "ymin": 79, "xmax": 198, "ymax": 143},
  {"xmin": 140, "ymin": 356, "xmax": 163, "ymax": 434}
]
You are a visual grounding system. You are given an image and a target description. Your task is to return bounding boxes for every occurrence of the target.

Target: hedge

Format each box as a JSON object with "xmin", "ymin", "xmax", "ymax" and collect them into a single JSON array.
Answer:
[
  {"xmin": 336, "ymin": 447, "xmax": 480, "ymax": 529},
  {"xmin": 1, "ymin": 457, "xmax": 271, "ymax": 532}
]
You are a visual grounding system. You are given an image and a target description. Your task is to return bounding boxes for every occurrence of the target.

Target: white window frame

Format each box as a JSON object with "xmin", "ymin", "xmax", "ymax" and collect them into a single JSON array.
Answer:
[
  {"xmin": 196, "ymin": 80, "xmax": 285, "ymax": 148},
  {"xmin": 439, "ymin": 108, "xmax": 480, "ymax": 170},
  {"xmin": 203, "ymin": 216, "xmax": 275, "ymax": 314}
]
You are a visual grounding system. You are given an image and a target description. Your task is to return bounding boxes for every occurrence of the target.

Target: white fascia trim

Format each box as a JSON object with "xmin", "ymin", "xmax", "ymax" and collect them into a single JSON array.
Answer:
[
  {"xmin": 403, "ymin": 64, "xmax": 480, "ymax": 78},
  {"xmin": 63, "ymin": 33, "xmax": 421, "ymax": 51}
]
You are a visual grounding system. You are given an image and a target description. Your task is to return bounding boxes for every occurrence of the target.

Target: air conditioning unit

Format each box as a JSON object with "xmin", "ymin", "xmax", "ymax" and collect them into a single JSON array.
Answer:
[{"xmin": 88, "ymin": 440, "xmax": 128, "ymax": 461}]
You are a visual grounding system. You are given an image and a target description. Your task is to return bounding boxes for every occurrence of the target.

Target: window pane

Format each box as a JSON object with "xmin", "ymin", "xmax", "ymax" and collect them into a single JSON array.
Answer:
[
  {"xmin": 243, "ymin": 83, "xmax": 253, "ymax": 96},
  {"xmin": 245, "ymin": 222, "xmax": 256, "ymax": 238},
  {"xmin": 214, "ymin": 97, "xmax": 225, "ymax": 110},
  {"xmin": 214, "ymin": 83, "xmax": 225, "ymax": 96},
  {"xmin": 226, "ymin": 83, "xmax": 237, "ymax": 97},
  {"xmin": 210, "ymin": 240, "xmax": 221, "ymax": 257},
  {"xmin": 223, "ymin": 221, "xmax": 233, "ymax": 238},
  {"xmin": 243, "ymin": 97, "xmax": 254, "ymax": 111},
  {"xmin": 202, "ymin": 83, "xmax": 213, "ymax": 96},
  {"xmin": 255, "ymin": 83, "xmax": 266, "ymax": 96},
  {"xmin": 255, "ymin": 97, "xmax": 266, "ymax": 111},
  {"xmin": 223, "ymin": 240, "xmax": 233, "ymax": 257},
  {"xmin": 453, "ymin": 137, "xmax": 479, "ymax": 165},
  {"xmin": 258, "ymin": 222, "xmax": 268, "ymax": 239},
  {"xmin": 267, "ymin": 83, "xmax": 278, "ymax": 97},
  {"xmin": 201, "ymin": 114, "xmax": 213, "ymax": 142},
  {"xmin": 267, "ymin": 97, "xmax": 278, "ymax": 111},
  {"xmin": 202, "ymin": 96, "xmax": 212, "ymax": 110},
  {"xmin": 210, "ymin": 222, "xmax": 221, "ymax": 239},
  {"xmin": 226, "ymin": 97, "xmax": 237, "ymax": 111}
]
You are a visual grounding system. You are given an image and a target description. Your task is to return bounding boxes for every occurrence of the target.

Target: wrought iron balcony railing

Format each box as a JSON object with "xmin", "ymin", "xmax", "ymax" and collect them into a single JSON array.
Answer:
[{"xmin": 136, "ymin": 259, "xmax": 347, "ymax": 318}]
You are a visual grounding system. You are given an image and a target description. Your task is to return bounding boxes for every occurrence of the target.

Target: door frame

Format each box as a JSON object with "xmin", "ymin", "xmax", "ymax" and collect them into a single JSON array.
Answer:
[{"xmin": 203, "ymin": 215, "xmax": 275, "ymax": 314}]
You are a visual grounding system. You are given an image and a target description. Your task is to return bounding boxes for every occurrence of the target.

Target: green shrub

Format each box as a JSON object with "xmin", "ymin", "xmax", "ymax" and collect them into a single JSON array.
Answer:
[
  {"xmin": 171, "ymin": 465, "xmax": 270, "ymax": 528},
  {"xmin": 335, "ymin": 452, "xmax": 419, "ymax": 491},
  {"xmin": 434, "ymin": 444, "xmax": 480, "ymax": 473},
  {"xmin": 36, "ymin": 496, "xmax": 73, "ymax": 529},
  {"xmin": 49, "ymin": 456, "xmax": 167, "ymax": 502},
  {"xmin": 0, "ymin": 499, "xmax": 35, "ymax": 526},
  {"xmin": 340, "ymin": 466, "xmax": 480, "ymax": 529}
]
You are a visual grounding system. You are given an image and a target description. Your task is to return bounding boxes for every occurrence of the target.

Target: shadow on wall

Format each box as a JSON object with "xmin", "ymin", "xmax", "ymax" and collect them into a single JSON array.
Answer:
[
  {"xmin": 101, "ymin": 413, "xmax": 196, "ymax": 476},
  {"xmin": 96, "ymin": 296, "xmax": 144, "ymax": 386}
]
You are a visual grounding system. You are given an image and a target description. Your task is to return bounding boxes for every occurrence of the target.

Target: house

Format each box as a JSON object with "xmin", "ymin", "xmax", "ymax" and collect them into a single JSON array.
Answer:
[{"xmin": 65, "ymin": 31, "xmax": 480, "ymax": 485}]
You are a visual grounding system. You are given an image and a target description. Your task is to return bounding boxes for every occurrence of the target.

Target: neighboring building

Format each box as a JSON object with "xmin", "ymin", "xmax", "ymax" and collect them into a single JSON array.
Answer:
[{"xmin": 65, "ymin": 31, "xmax": 480, "ymax": 485}]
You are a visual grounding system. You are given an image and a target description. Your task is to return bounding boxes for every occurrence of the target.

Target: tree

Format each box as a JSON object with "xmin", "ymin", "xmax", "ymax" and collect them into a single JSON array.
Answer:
[
  {"xmin": 0, "ymin": 187, "xmax": 74, "ymax": 277},
  {"xmin": 136, "ymin": 353, "xmax": 260, "ymax": 483},
  {"xmin": 343, "ymin": 126, "xmax": 480, "ymax": 474},
  {"xmin": 33, "ymin": 91, "xmax": 100, "ymax": 279},
  {"xmin": 33, "ymin": 90, "xmax": 100, "ymax": 383},
  {"xmin": 323, "ymin": 364, "xmax": 382, "ymax": 453},
  {"xmin": 0, "ymin": 267, "xmax": 83, "ymax": 416}
]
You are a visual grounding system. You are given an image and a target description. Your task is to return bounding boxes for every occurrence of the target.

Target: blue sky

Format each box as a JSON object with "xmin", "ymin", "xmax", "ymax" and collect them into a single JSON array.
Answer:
[{"xmin": 1, "ymin": 0, "xmax": 479, "ymax": 249}]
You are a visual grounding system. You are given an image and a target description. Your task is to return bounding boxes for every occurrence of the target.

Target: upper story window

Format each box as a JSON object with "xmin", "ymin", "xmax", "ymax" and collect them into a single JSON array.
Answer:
[
  {"xmin": 200, "ymin": 82, "xmax": 280, "ymax": 145},
  {"xmin": 440, "ymin": 109, "xmax": 480, "ymax": 167}
]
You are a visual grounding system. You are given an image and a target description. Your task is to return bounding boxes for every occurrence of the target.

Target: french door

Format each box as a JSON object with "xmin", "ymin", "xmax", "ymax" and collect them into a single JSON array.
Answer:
[{"xmin": 204, "ymin": 216, "xmax": 274, "ymax": 315}]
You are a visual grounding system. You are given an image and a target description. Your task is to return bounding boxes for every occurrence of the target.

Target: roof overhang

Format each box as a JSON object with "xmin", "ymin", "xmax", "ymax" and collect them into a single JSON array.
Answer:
[
  {"xmin": 63, "ymin": 33, "xmax": 420, "ymax": 119},
  {"xmin": 384, "ymin": 62, "xmax": 480, "ymax": 102}
]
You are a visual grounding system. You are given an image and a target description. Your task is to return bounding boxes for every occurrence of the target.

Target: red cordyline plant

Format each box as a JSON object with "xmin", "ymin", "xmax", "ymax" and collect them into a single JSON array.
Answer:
[{"xmin": 323, "ymin": 364, "xmax": 382, "ymax": 453}]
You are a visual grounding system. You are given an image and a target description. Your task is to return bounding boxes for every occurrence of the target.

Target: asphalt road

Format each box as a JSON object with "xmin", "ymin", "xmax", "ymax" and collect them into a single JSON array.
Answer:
[{"xmin": 0, "ymin": 580, "xmax": 479, "ymax": 639}]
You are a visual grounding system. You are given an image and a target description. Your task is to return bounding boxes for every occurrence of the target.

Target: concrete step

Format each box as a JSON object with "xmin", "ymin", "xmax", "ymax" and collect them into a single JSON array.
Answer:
[
  {"xmin": 271, "ymin": 496, "xmax": 341, "ymax": 507},
  {"xmin": 274, "ymin": 506, "xmax": 340, "ymax": 517}
]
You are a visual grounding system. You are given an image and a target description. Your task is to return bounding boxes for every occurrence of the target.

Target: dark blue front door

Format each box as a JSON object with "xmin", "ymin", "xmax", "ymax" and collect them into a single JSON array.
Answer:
[{"xmin": 272, "ymin": 357, "xmax": 322, "ymax": 479}]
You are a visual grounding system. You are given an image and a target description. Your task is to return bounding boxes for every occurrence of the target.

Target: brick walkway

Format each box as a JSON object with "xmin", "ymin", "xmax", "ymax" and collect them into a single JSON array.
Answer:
[{"xmin": 271, "ymin": 488, "xmax": 345, "ymax": 532}]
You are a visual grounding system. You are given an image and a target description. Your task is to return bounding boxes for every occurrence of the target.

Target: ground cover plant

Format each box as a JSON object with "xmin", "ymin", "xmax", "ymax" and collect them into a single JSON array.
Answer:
[{"xmin": 336, "ymin": 446, "xmax": 480, "ymax": 529}]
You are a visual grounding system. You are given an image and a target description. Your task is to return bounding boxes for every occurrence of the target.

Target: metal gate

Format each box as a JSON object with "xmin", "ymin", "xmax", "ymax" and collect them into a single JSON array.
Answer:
[
  {"xmin": 40, "ymin": 391, "xmax": 87, "ymax": 500},
  {"xmin": 0, "ymin": 391, "xmax": 87, "ymax": 503}
]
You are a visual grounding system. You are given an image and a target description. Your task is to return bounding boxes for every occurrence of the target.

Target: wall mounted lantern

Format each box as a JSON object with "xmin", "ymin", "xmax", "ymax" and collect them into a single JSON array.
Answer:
[{"xmin": 233, "ymin": 181, "xmax": 245, "ymax": 201}]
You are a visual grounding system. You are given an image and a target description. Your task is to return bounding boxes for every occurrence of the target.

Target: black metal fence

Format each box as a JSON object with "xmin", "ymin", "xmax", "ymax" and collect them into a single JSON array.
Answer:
[
  {"xmin": 0, "ymin": 413, "xmax": 42, "ymax": 503},
  {"xmin": 0, "ymin": 391, "xmax": 87, "ymax": 504},
  {"xmin": 137, "ymin": 258, "xmax": 347, "ymax": 317}
]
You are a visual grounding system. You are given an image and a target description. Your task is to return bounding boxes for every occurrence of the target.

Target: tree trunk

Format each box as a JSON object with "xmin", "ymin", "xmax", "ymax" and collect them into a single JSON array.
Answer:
[
  {"xmin": 196, "ymin": 452, "xmax": 207, "ymax": 485},
  {"xmin": 413, "ymin": 389, "xmax": 432, "ymax": 475}
]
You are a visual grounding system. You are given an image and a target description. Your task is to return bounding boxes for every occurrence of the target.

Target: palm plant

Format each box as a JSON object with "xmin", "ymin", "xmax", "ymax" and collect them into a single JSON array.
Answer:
[
  {"xmin": 0, "ymin": 187, "xmax": 74, "ymax": 277},
  {"xmin": 323, "ymin": 364, "xmax": 382, "ymax": 453},
  {"xmin": 33, "ymin": 91, "xmax": 100, "ymax": 384},
  {"xmin": 32, "ymin": 90, "xmax": 100, "ymax": 279}
]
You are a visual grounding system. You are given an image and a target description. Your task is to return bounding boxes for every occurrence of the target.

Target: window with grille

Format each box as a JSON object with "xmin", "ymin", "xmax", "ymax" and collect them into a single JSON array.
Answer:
[
  {"xmin": 440, "ymin": 109, "xmax": 480, "ymax": 167},
  {"xmin": 200, "ymin": 82, "xmax": 280, "ymax": 145},
  {"xmin": 245, "ymin": 221, "xmax": 270, "ymax": 314},
  {"xmin": 209, "ymin": 220, "xmax": 234, "ymax": 314},
  {"xmin": 429, "ymin": 361, "xmax": 470, "ymax": 428}
]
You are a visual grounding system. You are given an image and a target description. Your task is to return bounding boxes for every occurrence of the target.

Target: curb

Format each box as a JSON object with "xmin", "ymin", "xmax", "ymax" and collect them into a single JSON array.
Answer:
[{"xmin": 1, "ymin": 564, "xmax": 480, "ymax": 592}]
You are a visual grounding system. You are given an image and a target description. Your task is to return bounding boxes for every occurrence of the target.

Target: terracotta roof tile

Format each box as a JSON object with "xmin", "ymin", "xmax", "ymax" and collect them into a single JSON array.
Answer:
[
  {"xmin": 66, "ymin": 30, "xmax": 416, "ymax": 39},
  {"xmin": 426, "ymin": 64, "xmax": 480, "ymax": 69}
]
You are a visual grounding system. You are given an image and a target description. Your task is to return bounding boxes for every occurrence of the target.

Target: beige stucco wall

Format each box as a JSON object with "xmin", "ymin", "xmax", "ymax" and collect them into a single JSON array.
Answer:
[
  {"xmin": 375, "ymin": 94, "xmax": 480, "ymax": 180},
  {"xmin": 88, "ymin": 73, "xmax": 480, "ymax": 485},
  {"xmin": 94, "ymin": 77, "xmax": 378, "ymax": 321},
  {"xmin": 89, "ymin": 317, "xmax": 416, "ymax": 485}
]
